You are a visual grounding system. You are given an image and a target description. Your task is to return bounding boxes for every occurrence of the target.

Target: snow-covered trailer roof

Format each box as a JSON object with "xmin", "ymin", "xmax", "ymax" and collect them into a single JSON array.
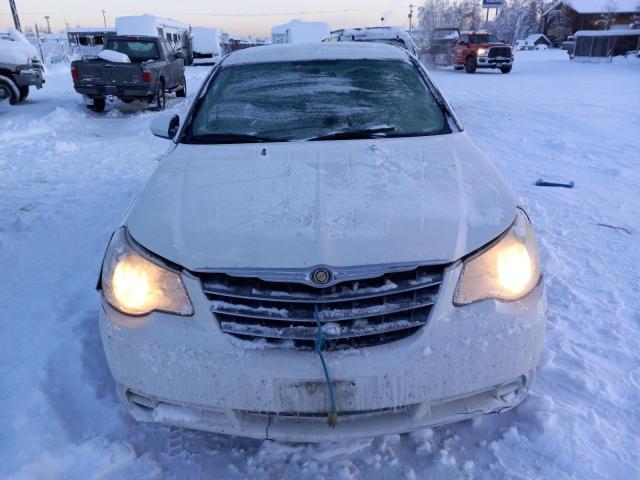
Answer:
[
  {"xmin": 271, "ymin": 19, "xmax": 329, "ymax": 43},
  {"xmin": 221, "ymin": 42, "xmax": 410, "ymax": 67},
  {"xmin": 191, "ymin": 27, "xmax": 221, "ymax": 55},
  {"xmin": 543, "ymin": 0, "xmax": 640, "ymax": 16},
  {"xmin": 116, "ymin": 14, "xmax": 190, "ymax": 37}
]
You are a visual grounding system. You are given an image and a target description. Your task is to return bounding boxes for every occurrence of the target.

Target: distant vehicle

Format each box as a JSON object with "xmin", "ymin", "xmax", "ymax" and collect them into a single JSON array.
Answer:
[
  {"xmin": 271, "ymin": 19, "xmax": 329, "ymax": 44},
  {"xmin": 116, "ymin": 15, "xmax": 193, "ymax": 65},
  {"xmin": 561, "ymin": 37, "xmax": 575, "ymax": 55},
  {"xmin": 453, "ymin": 31, "xmax": 514, "ymax": 74},
  {"xmin": 191, "ymin": 27, "xmax": 222, "ymax": 65},
  {"xmin": 424, "ymin": 27, "xmax": 460, "ymax": 67},
  {"xmin": 67, "ymin": 28, "xmax": 116, "ymax": 57},
  {"xmin": 70, "ymin": 35, "xmax": 186, "ymax": 112},
  {"xmin": 0, "ymin": 29, "xmax": 44, "ymax": 104},
  {"xmin": 329, "ymin": 26, "xmax": 419, "ymax": 56}
]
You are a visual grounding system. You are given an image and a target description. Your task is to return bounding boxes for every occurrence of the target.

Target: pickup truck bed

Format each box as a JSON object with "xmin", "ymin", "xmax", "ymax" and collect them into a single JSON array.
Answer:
[{"xmin": 71, "ymin": 35, "xmax": 186, "ymax": 112}]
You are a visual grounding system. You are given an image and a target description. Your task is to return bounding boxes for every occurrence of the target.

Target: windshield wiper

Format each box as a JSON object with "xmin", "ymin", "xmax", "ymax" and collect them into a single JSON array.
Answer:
[
  {"xmin": 308, "ymin": 126, "xmax": 397, "ymax": 141},
  {"xmin": 186, "ymin": 133, "xmax": 286, "ymax": 144}
]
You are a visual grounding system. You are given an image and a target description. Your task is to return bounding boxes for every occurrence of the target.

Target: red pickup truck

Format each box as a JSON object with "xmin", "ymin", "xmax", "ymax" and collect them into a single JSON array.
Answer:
[{"xmin": 453, "ymin": 31, "xmax": 514, "ymax": 74}]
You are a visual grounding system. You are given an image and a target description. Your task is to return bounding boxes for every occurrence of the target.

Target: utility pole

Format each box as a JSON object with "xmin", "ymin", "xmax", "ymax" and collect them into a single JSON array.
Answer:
[
  {"xmin": 101, "ymin": 9, "xmax": 107, "ymax": 28},
  {"xmin": 44, "ymin": 15, "xmax": 51, "ymax": 34},
  {"xmin": 408, "ymin": 4, "xmax": 414, "ymax": 33},
  {"xmin": 9, "ymin": 0, "xmax": 22, "ymax": 32}
]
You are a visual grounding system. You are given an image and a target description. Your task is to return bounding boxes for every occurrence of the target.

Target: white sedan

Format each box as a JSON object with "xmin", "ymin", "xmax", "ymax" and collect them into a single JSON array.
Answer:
[{"xmin": 97, "ymin": 42, "xmax": 547, "ymax": 442}]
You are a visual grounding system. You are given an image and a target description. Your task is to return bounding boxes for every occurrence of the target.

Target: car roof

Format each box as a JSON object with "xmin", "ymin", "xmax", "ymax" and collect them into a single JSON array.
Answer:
[{"xmin": 221, "ymin": 42, "xmax": 410, "ymax": 67}]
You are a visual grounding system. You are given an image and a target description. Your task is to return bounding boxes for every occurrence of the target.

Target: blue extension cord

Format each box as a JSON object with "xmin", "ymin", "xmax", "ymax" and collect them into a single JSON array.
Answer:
[{"xmin": 313, "ymin": 304, "xmax": 338, "ymax": 428}]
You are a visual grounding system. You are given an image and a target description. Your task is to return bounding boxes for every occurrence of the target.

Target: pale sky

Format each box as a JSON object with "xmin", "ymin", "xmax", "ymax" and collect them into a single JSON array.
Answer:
[{"xmin": 0, "ymin": 0, "xmax": 414, "ymax": 37}]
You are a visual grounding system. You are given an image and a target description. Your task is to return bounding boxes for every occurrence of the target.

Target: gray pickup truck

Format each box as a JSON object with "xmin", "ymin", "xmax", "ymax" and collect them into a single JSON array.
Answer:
[
  {"xmin": 0, "ymin": 30, "xmax": 45, "ymax": 104},
  {"xmin": 71, "ymin": 35, "xmax": 186, "ymax": 112}
]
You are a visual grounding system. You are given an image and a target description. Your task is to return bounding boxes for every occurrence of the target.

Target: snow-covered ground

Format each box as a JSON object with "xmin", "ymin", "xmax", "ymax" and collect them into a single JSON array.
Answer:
[{"xmin": 1, "ymin": 49, "xmax": 639, "ymax": 479}]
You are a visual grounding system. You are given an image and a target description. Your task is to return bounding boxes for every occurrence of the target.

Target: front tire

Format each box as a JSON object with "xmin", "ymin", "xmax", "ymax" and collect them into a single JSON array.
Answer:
[
  {"xmin": 465, "ymin": 56, "xmax": 477, "ymax": 74},
  {"xmin": 500, "ymin": 65, "xmax": 513, "ymax": 74},
  {"xmin": 0, "ymin": 77, "xmax": 19, "ymax": 105},
  {"xmin": 176, "ymin": 77, "xmax": 187, "ymax": 98},
  {"xmin": 18, "ymin": 85, "xmax": 29, "ymax": 102},
  {"xmin": 153, "ymin": 81, "xmax": 166, "ymax": 111}
]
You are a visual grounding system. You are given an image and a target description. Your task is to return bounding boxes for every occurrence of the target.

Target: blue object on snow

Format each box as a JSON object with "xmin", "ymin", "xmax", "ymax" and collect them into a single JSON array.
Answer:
[{"xmin": 535, "ymin": 179, "xmax": 575, "ymax": 188}]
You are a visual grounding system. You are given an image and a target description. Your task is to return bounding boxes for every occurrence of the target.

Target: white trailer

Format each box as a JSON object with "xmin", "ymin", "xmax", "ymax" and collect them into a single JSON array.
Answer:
[
  {"xmin": 271, "ymin": 19, "xmax": 329, "ymax": 44},
  {"xmin": 115, "ymin": 14, "xmax": 193, "ymax": 64},
  {"xmin": 191, "ymin": 27, "xmax": 222, "ymax": 65}
]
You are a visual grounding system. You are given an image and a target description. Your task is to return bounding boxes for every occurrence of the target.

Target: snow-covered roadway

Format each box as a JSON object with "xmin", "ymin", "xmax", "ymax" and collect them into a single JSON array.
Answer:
[{"xmin": 1, "ymin": 50, "xmax": 638, "ymax": 479}]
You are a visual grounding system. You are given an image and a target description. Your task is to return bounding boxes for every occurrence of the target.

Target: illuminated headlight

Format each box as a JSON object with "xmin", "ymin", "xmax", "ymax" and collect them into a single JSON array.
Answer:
[
  {"xmin": 477, "ymin": 48, "xmax": 488, "ymax": 56},
  {"xmin": 100, "ymin": 228, "xmax": 193, "ymax": 316},
  {"xmin": 454, "ymin": 209, "xmax": 541, "ymax": 305}
]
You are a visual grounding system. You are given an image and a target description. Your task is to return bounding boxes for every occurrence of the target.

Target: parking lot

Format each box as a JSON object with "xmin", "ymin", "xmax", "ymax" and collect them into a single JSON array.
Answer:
[{"xmin": 1, "ymin": 50, "xmax": 639, "ymax": 479}]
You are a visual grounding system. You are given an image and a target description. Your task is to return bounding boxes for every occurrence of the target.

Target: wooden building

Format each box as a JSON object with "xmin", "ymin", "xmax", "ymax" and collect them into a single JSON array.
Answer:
[{"xmin": 542, "ymin": 1, "xmax": 640, "ymax": 43}]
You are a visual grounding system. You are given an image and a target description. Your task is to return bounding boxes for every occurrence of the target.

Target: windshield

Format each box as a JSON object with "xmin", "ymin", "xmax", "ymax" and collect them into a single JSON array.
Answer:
[
  {"xmin": 433, "ymin": 30, "xmax": 459, "ymax": 40},
  {"xmin": 104, "ymin": 39, "xmax": 160, "ymax": 62},
  {"xmin": 469, "ymin": 34, "xmax": 498, "ymax": 43},
  {"xmin": 185, "ymin": 59, "xmax": 450, "ymax": 143}
]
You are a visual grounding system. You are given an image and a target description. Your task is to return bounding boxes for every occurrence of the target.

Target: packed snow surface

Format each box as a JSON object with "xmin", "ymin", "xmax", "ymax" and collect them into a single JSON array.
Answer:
[{"xmin": 1, "ymin": 50, "xmax": 639, "ymax": 479}]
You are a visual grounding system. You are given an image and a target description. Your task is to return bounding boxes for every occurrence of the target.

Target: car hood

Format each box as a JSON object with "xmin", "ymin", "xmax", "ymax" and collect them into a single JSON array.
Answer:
[{"xmin": 126, "ymin": 132, "xmax": 517, "ymax": 271}]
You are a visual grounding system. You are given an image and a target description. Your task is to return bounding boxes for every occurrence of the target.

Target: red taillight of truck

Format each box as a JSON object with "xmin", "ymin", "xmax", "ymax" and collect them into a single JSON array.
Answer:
[
  {"xmin": 70, "ymin": 66, "xmax": 78, "ymax": 82},
  {"xmin": 142, "ymin": 69, "xmax": 152, "ymax": 83}
]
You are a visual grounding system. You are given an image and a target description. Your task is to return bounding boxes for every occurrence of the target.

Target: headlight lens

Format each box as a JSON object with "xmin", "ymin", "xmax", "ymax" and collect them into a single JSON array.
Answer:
[
  {"xmin": 454, "ymin": 209, "xmax": 541, "ymax": 305},
  {"xmin": 101, "ymin": 228, "xmax": 193, "ymax": 316},
  {"xmin": 477, "ymin": 48, "xmax": 487, "ymax": 56}
]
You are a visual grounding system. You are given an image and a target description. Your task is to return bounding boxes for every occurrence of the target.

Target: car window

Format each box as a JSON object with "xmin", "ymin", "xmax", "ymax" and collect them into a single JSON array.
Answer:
[
  {"xmin": 459, "ymin": 34, "xmax": 469, "ymax": 43},
  {"xmin": 433, "ymin": 30, "xmax": 459, "ymax": 40},
  {"xmin": 162, "ymin": 42, "xmax": 174, "ymax": 58},
  {"xmin": 469, "ymin": 34, "xmax": 498, "ymax": 43},
  {"xmin": 105, "ymin": 40, "xmax": 160, "ymax": 62},
  {"xmin": 186, "ymin": 59, "xmax": 450, "ymax": 143}
]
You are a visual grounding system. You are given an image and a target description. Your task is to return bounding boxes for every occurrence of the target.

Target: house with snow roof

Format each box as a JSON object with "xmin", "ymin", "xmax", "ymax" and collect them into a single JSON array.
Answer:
[{"xmin": 542, "ymin": 0, "xmax": 640, "ymax": 42}]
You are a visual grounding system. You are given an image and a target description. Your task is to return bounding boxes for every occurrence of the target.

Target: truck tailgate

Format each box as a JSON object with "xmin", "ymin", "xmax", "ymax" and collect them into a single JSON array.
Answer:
[{"xmin": 75, "ymin": 61, "xmax": 143, "ymax": 85}]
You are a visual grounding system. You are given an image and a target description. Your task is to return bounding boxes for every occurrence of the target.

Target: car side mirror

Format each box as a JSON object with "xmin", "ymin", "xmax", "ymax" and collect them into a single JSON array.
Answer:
[
  {"xmin": 150, "ymin": 114, "xmax": 180, "ymax": 139},
  {"xmin": 174, "ymin": 51, "xmax": 184, "ymax": 59}
]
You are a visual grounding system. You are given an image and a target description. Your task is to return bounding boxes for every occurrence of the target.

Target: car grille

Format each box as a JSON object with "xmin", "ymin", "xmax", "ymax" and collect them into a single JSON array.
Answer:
[
  {"xmin": 489, "ymin": 47, "xmax": 512, "ymax": 58},
  {"xmin": 199, "ymin": 265, "xmax": 443, "ymax": 350}
]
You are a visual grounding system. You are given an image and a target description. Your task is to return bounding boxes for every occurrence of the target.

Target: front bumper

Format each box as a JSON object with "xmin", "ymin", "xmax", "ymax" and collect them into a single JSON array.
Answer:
[
  {"xmin": 14, "ymin": 69, "xmax": 44, "ymax": 89},
  {"xmin": 477, "ymin": 56, "xmax": 514, "ymax": 68},
  {"xmin": 99, "ymin": 263, "xmax": 547, "ymax": 442},
  {"xmin": 74, "ymin": 84, "xmax": 154, "ymax": 99}
]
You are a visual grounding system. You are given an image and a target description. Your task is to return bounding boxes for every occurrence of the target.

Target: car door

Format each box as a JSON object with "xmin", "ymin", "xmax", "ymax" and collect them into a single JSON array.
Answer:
[
  {"xmin": 455, "ymin": 34, "xmax": 469, "ymax": 63},
  {"xmin": 161, "ymin": 41, "xmax": 179, "ymax": 88}
]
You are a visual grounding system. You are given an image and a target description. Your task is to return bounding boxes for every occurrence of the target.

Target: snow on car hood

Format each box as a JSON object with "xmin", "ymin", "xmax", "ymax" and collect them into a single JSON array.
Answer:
[{"xmin": 126, "ymin": 132, "xmax": 517, "ymax": 270}]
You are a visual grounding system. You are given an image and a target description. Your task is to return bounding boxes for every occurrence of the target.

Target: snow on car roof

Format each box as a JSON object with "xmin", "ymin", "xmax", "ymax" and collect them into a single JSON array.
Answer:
[
  {"xmin": 222, "ymin": 42, "xmax": 410, "ymax": 67},
  {"xmin": 331, "ymin": 26, "xmax": 410, "ymax": 40}
]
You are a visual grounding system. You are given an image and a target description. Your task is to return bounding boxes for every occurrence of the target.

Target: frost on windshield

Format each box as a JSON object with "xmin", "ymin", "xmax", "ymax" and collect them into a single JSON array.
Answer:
[{"xmin": 190, "ymin": 60, "xmax": 448, "ymax": 141}]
